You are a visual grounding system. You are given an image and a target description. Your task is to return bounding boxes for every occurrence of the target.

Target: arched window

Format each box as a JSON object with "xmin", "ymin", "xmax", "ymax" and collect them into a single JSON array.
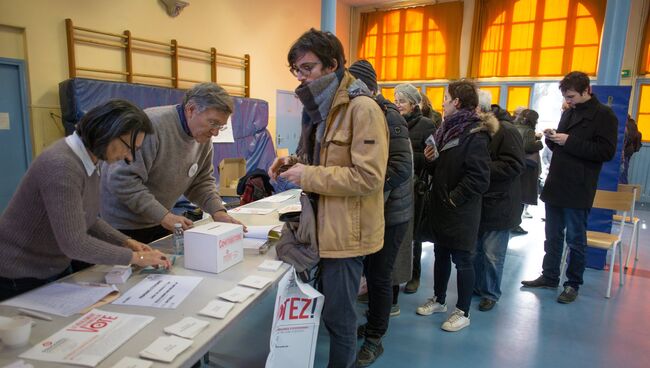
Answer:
[
  {"xmin": 469, "ymin": 0, "xmax": 606, "ymax": 78},
  {"xmin": 357, "ymin": 2, "xmax": 463, "ymax": 81}
]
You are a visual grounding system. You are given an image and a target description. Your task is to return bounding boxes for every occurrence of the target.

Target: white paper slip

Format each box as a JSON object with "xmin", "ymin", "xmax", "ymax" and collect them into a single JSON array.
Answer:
[
  {"xmin": 110, "ymin": 357, "xmax": 153, "ymax": 368},
  {"xmin": 140, "ymin": 335, "xmax": 193, "ymax": 363},
  {"xmin": 238, "ymin": 275, "xmax": 273, "ymax": 289},
  {"xmin": 163, "ymin": 317, "xmax": 209, "ymax": 339},
  {"xmin": 198, "ymin": 300, "xmax": 235, "ymax": 319},
  {"xmin": 218, "ymin": 286, "xmax": 256, "ymax": 303},
  {"xmin": 228, "ymin": 206, "xmax": 275, "ymax": 215},
  {"xmin": 1, "ymin": 282, "xmax": 118, "ymax": 317},
  {"xmin": 245, "ymin": 224, "xmax": 282, "ymax": 239},
  {"xmin": 113, "ymin": 275, "xmax": 202, "ymax": 309},
  {"xmin": 257, "ymin": 193, "xmax": 296, "ymax": 203},
  {"xmin": 20, "ymin": 309, "xmax": 153, "ymax": 367},
  {"xmin": 243, "ymin": 237, "xmax": 267, "ymax": 250},
  {"xmin": 278, "ymin": 203, "xmax": 302, "ymax": 214},
  {"xmin": 258, "ymin": 259, "xmax": 284, "ymax": 272}
]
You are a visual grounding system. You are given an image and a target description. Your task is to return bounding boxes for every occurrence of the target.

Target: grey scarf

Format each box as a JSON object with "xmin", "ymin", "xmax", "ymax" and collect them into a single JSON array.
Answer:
[{"xmin": 295, "ymin": 69, "xmax": 343, "ymax": 165}]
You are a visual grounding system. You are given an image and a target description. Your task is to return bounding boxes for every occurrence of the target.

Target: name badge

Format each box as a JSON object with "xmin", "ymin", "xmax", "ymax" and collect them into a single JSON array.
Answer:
[{"xmin": 188, "ymin": 163, "xmax": 198, "ymax": 177}]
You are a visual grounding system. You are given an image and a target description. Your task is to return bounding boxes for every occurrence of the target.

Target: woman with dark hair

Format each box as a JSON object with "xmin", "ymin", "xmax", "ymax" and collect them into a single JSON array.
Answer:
[
  {"xmin": 416, "ymin": 80, "xmax": 490, "ymax": 332},
  {"xmin": 514, "ymin": 109, "xmax": 543, "ymax": 223},
  {"xmin": 394, "ymin": 83, "xmax": 437, "ymax": 295},
  {"xmin": 418, "ymin": 91, "xmax": 442, "ymax": 129},
  {"xmin": 0, "ymin": 99, "xmax": 171, "ymax": 301}
]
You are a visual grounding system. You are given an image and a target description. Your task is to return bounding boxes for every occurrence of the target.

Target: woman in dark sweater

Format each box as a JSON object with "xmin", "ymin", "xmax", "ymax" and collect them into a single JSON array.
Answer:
[
  {"xmin": 394, "ymin": 83, "xmax": 437, "ymax": 294},
  {"xmin": 0, "ymin": 100, "xmax": 171, "ymax": 301},
  {"xmin": 416, "ymin": 80, "xmax": 490, "ymax": 332}
]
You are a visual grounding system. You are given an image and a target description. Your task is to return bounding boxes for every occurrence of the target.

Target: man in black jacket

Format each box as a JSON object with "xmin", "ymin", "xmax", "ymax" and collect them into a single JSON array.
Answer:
[
  {"xmin": 349, "ymin": 60, "xmax": 413, "ymax": 367},
  {"xmin": 474, "ymin": 90, "xmax": 525, "ymax": 312},
  {"xmin": 522, "ymin": 71, "xmax": 618, "ymax": 304}
]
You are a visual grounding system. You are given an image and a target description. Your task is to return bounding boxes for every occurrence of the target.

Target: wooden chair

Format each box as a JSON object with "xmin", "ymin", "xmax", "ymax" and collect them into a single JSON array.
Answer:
[
  {"xmin": 615, "ymin": 184, "xmax": 642, "ymax": 270},
  {"xmin": 559, "ymin": 189, "xmax": 635, "ymax": 298}
]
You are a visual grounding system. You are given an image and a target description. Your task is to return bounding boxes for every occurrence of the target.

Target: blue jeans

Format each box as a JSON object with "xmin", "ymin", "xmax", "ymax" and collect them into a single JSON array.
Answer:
[
  {"xmin": 542, "ymin": 204, "xmax": 589, "ymax": 289},
  {"xmin": 320, "ymin": 257, "xmax": 363, "ymax": 368},
  {"xmin": 474, "ymin": 230, "xmax": 510, "ymax": 301}
]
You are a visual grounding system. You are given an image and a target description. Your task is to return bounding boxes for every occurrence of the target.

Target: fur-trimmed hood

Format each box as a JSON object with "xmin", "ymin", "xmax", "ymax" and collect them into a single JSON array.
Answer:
[{"xmin": 473, "ymin": 111, "xmax": 500, "ymax": 136}]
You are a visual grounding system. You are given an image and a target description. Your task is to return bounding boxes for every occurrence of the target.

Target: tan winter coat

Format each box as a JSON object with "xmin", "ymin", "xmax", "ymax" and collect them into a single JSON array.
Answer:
[{"xmin": 301, "ymin": 72, "xmax": 389, "ymax": 258}]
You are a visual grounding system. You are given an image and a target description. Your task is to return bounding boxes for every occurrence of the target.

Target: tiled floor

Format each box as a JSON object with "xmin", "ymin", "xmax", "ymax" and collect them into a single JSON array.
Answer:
[{"xmin": 209, "ymin": 204, "xmax": 650, "ymax": 368}]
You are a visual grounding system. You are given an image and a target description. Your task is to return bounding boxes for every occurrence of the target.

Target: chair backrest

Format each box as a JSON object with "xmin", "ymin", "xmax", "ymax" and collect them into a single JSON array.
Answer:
[
  {"xmin": 592, "ymin": 190, "xmax": 635, "ymax": 212},
  {"xmin": 617, "ymin": 184, "xmax": 642, "ymax": 201}
]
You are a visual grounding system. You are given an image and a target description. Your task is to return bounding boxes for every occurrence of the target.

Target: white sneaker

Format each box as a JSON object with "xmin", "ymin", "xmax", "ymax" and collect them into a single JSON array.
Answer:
[
  {"xmin": 441, "ymin": 308, "xmax": 470, "ymax": 332},
  {"xmin": 416, "ymin": 297, "xmax": 447, "ymax": 316}
]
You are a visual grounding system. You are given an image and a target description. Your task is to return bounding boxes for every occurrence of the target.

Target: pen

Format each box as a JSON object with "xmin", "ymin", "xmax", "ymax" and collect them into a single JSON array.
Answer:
[{"xmin": 18, "ymin": 308, "xmax": 53, "ymax": 321}]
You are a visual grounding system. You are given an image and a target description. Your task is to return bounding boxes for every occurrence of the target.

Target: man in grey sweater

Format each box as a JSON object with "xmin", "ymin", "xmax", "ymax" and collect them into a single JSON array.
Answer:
[{"xmin": 101, "ymin": 83, "xmax": 243, "ymax": 243}]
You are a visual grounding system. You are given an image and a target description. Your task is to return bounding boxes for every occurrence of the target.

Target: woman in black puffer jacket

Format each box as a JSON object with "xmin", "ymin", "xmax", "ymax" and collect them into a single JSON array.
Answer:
[{"xmin": 394, "ymin": 83, "xmax": 437, "ymax": 294}]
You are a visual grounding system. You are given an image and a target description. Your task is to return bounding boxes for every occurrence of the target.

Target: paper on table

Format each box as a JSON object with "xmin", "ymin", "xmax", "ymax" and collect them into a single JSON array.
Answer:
[
  {"xmin": 245, "ymin": 224, "xmax": 283, "ymax": 239},
  {"xmin": 198, "ymin": 300, "xmax": 235, "ymax": 319},
  {"xmin": 20, "ymin": 309, "xmax": 153, "ymax": 367},
  {"xmin": 243, "ymin": 238, "xmax": 267, "ymax": 250},
  {"xmin": 110, "ymin": 357, "xmax": 152, "ymax": 368},
  {"xmin": 228, "ymin": 207, "xmax": 276, "ymax": 215},
  {"xmin": 2, "ymin": 360, "xmax": 33, "ymax": 368},
  {"xmin": 1, "ymin": 282, "xmax": 118, "ymax": 317},
  {"xmin": 238, "ymin": 275, "xmax": 273, "ymax": 289},
  {"xmin": 163, "ymin": 317, "xmax": 209, "ymax": 339},
  {"xmin": 218, "ymin": 286, "xmax": 256, "ymax": 303},
  {"xmin": 113, "ymin": 275, "xmax": 202, "ymax": 309},
  {"xmin": 257, "ymin": 193, "xmax": 297, "ymax": 203},
  {"xmin": 140, "ymin": 335, "xmax": 193, "ymax": 363},
  {"xmin": 277, "ymin": 204, "xmax": 302, "ymax": 214},
  {"xmin": 258, "ymin": 260, "xmax": 284, "ymax": 272}
]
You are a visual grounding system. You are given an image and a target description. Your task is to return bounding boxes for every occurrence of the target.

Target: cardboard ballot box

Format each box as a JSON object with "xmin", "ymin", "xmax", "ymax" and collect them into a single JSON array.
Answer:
[
  {"xmin": 219, "ymin": 158, "xmax": 246, "ymax": 196},
  {"xmin": 184, "ymin": 222, "xmax": 244, "ymax": 273}
]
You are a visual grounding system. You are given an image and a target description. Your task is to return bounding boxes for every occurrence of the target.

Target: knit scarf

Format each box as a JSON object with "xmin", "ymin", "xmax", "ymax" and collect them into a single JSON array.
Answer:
[
  {"xmin": 434, "ymin": 108, "xmax": 479, "ymax": 149},
  {"xmin": 295, "ymin": 69, "xmax": 343, "ymax": 165}
]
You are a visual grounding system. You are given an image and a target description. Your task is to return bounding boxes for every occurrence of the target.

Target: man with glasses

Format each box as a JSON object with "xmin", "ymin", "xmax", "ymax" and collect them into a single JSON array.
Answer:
[
  {"xmin": 268, "ymin": 29, "xmax": 389, "ymax": 368},
  {"xmin": 101, "ymin": 83, "xmax": 243, "ymax": 243}
]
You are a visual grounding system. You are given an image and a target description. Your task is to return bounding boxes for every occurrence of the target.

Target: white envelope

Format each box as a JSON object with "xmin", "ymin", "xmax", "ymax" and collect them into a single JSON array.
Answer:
[
  {"xmin": 238, "ymin": 275, "xmax": 273, "ymax": 289},
  {"xmin": 217, "ymin": 286, "xmax": 256, "ymax": 303},
  {"xmin": 258, "ymin": 260, "xmax": 284, "ymax": 272},
  {"xmin": 198, "ymin": 300, "xmax": 235, "ymax": 319},
  {"xmin": 163, "ymin": 317, "xmax": 209, "ymax": 339},
  {"xmin": 139, "ymin": 336, "xmax": 193, "ymax": 363}
]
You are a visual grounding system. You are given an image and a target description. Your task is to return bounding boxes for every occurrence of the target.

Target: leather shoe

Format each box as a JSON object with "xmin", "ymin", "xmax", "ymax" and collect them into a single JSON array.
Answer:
[
  {"xmin": 478, "ymin": 298, "xmax": 496, "ymax": 311},
  {"xmin": 510, "ymin": 225, "xmax": 528, "ymax": 235},
  {"xmin": 557, "ymin": 286, "xmax": 578, "ymax": 304},
  {"xmin": 521, "ymin": 276, "xmax": 558, "ymax": 289},
  {"xmin": 404, "ymin": 278, "xmax": 420, "ymax": 294}
]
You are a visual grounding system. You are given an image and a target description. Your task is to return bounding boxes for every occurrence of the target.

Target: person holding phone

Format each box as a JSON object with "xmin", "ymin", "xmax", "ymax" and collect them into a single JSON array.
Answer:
[{"xmin": 522, "ymin": 71, "xmax": 618, "ymax": 304}]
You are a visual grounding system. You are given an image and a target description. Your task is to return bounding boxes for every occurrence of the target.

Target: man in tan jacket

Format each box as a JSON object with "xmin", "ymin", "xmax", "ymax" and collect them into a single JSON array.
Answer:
[{"xmin": 269, "ymin": 28, "xmax": 389, "ymax": 368}]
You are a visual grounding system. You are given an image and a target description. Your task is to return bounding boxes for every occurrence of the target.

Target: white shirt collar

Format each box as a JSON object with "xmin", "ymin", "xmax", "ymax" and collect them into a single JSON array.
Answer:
[{"xmin": 65, "ymin": 132, "xmax": 100, "ymax": 176}]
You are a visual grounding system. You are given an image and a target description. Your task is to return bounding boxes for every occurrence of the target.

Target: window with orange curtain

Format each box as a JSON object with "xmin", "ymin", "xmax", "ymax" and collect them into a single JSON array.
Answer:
[
  {"xmin": 636, "ymin": 84, "xmax": 650, "ymax": 142},
  {"xmin": 638, "ymin": 8, "xmax": 650, "ymax": 75},
  {"xmin": 506, "ymin": 86, "xmax": 532, "ymax": 113},
  {"xmin": 358, "ymin": 2, "xmax": 463, "ymax": 81},
  {"xmin": 478, "ymin": 86, "xmax": 502, "ymax": 105},
  {"xmin": 469, "ymin": 0, "xmax": 606, "ymax": 78},
  {"xmin": 425, "ymin": 86, "xmax": 445, "ymax": 113}
]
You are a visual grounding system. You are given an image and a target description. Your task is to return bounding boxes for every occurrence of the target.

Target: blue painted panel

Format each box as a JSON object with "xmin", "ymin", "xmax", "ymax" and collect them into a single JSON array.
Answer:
[
  {"xmin": 628, "ymin": 144, "xmax": 650, "ymax": 202},
  {"xmin": 0, "ymin": 58, "xmax": 31, "ymax": 213},
  {"xmin": 586, "ymin": 86, "xmax": 630, "ymax": 269}
]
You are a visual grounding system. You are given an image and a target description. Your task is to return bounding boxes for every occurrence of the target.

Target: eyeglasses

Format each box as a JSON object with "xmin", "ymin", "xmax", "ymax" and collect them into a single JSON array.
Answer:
[
  {"xmin": 119, "ymin": 136, "xmax": 132, "ymax": 150},
  {"xmin": 209, "ymin": 121, "xmax": 228, "ymax": 132},
  {"xmin": 289, "ymin": 62, "xmax": 322, "ymax": 77}
]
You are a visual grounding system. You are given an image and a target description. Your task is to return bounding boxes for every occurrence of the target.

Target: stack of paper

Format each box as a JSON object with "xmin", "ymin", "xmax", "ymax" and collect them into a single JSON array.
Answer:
[
  {"xmin": 163, "ymin": 317, "xmax": 209, "ymax": 339},
  {"xmin": 258, "ymin": 260, "xmax": 284, "ymax": 272},
  {"xmin": 217, "ymin": 286, "xmax": 256, "ymax": 303},
  {"xmin": 140, "ymin": 336, "xmax": 193, "ymax": 363},
  {"xmin": 242, "ymin": 224, "xmax": 282, "ymax": 250},
  {"xmin": 238, "ymin": 275, "xmax": 273, "ymax": 289},
  {"xmin": 198, "ymin": 300, "xmax": 235, "ymax": 319}
]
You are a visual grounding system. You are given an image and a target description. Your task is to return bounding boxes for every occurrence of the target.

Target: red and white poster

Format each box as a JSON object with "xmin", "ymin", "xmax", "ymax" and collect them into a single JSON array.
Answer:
[
  {"xmin": 265, "ymin": 268, "xmax": 324, "ymax": 368},
  {"xmin": 20, "ymin": 309, "xmax": 153, "ymax": 367}
]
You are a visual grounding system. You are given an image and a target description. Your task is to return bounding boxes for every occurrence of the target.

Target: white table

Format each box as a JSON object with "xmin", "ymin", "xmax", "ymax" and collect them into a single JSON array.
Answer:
[{"xmin": 0, "ymin": 189, "xmax": 301, "ymax": 368}]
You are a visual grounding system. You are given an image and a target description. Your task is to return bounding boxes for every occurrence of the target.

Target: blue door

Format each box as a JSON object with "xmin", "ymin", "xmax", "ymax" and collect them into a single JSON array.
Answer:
[
  {"xmin": 0, "ymin": 58, "xmax": 32, "ymax": 213},
  {"xmin": 276, "ymin": 90, "xmax": 303, "ymax": 154}
]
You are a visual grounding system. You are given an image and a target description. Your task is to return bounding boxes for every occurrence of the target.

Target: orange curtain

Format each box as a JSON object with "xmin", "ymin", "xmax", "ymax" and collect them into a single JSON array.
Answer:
[
  {"xmin": 468, "ymin": 0, "xmax": 607, "ymax": 78},
  {"xmin": 357, "ymin": 2, "xmax": 463, "ymax": 81},
  {"xmin": 638, "ymin": 7, "xmax": 650, "ymax": 75}
]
